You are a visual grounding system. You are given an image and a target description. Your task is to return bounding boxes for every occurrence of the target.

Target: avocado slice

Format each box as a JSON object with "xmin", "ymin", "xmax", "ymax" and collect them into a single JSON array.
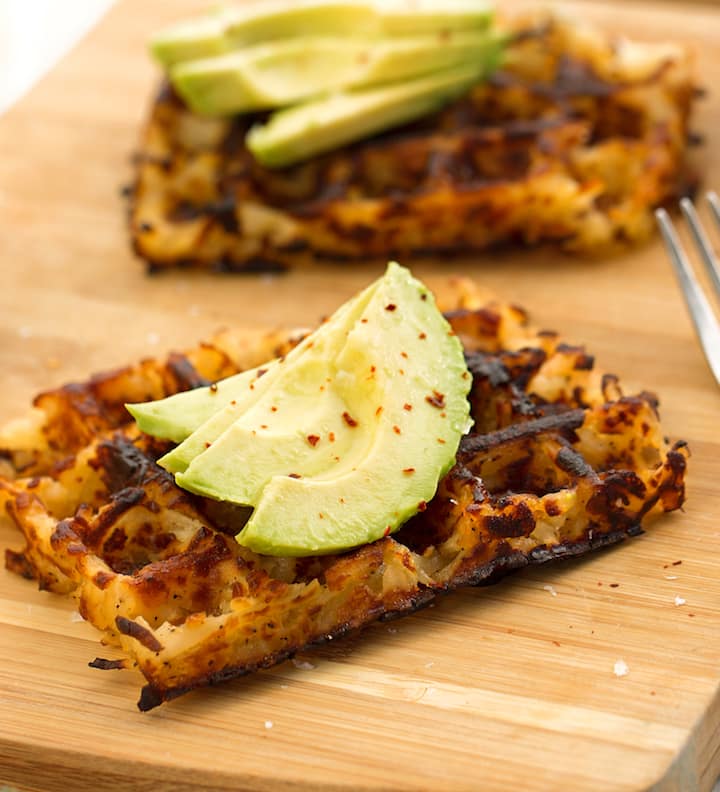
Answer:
[
  {"xmin": 158, "ymin": 274, "xmax": 380, "ymax": 475},
  {"xmin": 171, "ymin": 30, "xmax": 502, "ymax": 117},
  {"xmin": 246, "ymin": 61, "xmax": 490, "ymax": 168},
  {"xmin": 152, "ymin": 2, "xmax": 377, "ymax": 69},
  {"xmin": 151, "ymin": 1, "xmax": 492, "ymax": 69},
  {"xmin": 379, "ymin": 0, "xmax": 493, "ymax": 36},
  {"xmin": 176, "ymin": 263, "xmax": 472, "ymax": 556},
  {"xmin": 126, "ymin": 360, "xmax": 280, "ymax": 444}
]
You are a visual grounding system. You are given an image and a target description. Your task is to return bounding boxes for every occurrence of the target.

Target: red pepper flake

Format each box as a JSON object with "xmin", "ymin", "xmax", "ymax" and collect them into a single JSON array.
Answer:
[
  {"xmin": 250, "ymin": 383, "xmax": 255, "ymax": 390},
  {"xmin": 204, "ymin": 441, "xmax": 212, "ymax": 449},
  {"xmin": 426, "ymin": 391, "xmax": 445, "ymax": 408},
  {"xmin": 307, "ymin": 434, "xmax": 320, "ymax": 447},
  {"xmin": 399, "ymin": 369, "xmax": 405, "ymax": 375},
  {"xmin": 383, "ymin": 526, "xmax": 391, "ymax": 537},
  {"xmin": 230, "ymin": 400, "xmax": 237, "ymax": 406},
  {"xmin": 288, "ymin": 473, "xmax": 301, "ymax": 479},
  {"xmin": 342, "ymin": 412, "xmax": 358, "ymax": 427},
  {"xmin": 551, "ymin": 640, "xmax": 561, "ymax": 647},
  {"xmin": 319, "ymin": 512, "xmax": 325, "ymax": 519},
  {"xmin": 418, "ymin": 332, "xmax": 427, "ymax": 339},
  {"xmin": 393, "ymin": 425, "xmax": 401, "ymax": 434},
  {"xmin": 609, "ymin": 583, "xmax": 619, "ymax": 588},
  {"xmin": 339, "ymin": 497, "xmax": 345, "ymax": 504},
  {"xmin": 403, "ymin": 468, "xmax": 415, "ymax": 475},
  {"xmin": 257, "ymin": 368, "xmax": 268, "ymax": 378},
  {"xmin": 361, "ymin": 318, "xmax": 368, "ymax": 324},
  {"xmin": 420, "ymin": 293, "xmax": 427, "ymax": 301},
  {"xmin": 403, "ymin": 403, "xmax": 412, "ymax": 411},
  {"xmin": 385, "ymin": 303, "xmax": 397, "ymax": 311},
  {"xmin": 417, "ymin": 500, "xmax": 427, "ymax": 512},
  {"xmin": 271, "ymin": 406, "xmax": 277, "ymax": 412},
  {"xmin": 437, "ymin": 438, "xmax": 446, "ymax": 444},
  {"xmin": 400, "ymin": 351, "xmax": 408, "ymax": 359},
  {"xmin": 209, "ymin": 383, "xmax": 218, "ymax": 393},
  {"xmin": 375, "ymin": 406, "xmax": 383, "ymax": 417},
  {"xmin": 672, "ymin": 560, "xmax": 683, "ymax": 566},
  {"xmin": 370, "ymin": 365, "xmax": 376, "ymax": 373},
  {"xmin": 329, "ymin": 432, "xmax": 335, "ymax": 442},
  {"xmin": 260, "ymin": 424, "xmax": 268, "ymax": 429}
]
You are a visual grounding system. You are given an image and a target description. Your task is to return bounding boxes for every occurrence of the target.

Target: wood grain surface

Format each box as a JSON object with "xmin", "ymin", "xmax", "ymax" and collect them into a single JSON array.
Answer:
[{"xmin": 1, "ymin": 1, "xmax": 719, "ymax": 790}]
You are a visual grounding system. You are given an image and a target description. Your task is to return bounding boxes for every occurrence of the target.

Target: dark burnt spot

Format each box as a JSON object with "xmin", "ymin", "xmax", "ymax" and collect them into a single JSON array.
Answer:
[
  {"xmin": 555, "ymin": 446, "xmax": 594, "ymax": 478},
  {"xmin": 459, "ymin": 409, "xmax": 585, "ymax": 461},
  {"xmin": 93, "ymin": 570, "xmax": 115, "ymax": 590},
  {"xmin": 342, "ymin": 412, "xmax": 358, "ymax": 427},
  {"xmin": 485, "ymin": 501, "xmax": 535, "ymax": 538},
  {"xmin": 167, "ymin": 354, "xmax": 211, "ymax": 391},
  {"xmin": 89, "ymin": 657, "xmax": 127, "ymax": 671},
  {"xmin": 116, "ymin": 616, "xmax": 164, "ymax": 652},
  {"xmin": 544, "ymin": 499, "xmax": 561, "ymax": 517}
]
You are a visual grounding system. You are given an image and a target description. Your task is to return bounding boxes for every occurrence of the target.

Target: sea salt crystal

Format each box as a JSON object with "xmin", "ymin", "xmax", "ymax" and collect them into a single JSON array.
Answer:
[
  {"xmin": 665, "ymin": 575, "xmax": 678, "ymax": 580},
  {"xmin": 613, "ymin": 659, "xmax": 629, "ymax": 677},
  {"xmin": 543, "ymin": 585, "xmax": 558, "ymax": 597},
  {"xmin": 292, "ymin": 658, "xmax": 316, "ymax": 671},
  {"xmin": 674, "ymin": 595, "xmax": 686, "ymax": 607},
  {"xmin": 69, "ymin": 611, "xmax": 84, "ymax": 623},
  {"xmin": 424, "ymin": 661, "xmax": 434, "ymax": 669},
  {"xmin": 264, "ymin": 720, "xmax": 273, "ymax": 730},
  {"xmin": 387, "ymin": 626, "xmax": 398, "ymax": 634}
]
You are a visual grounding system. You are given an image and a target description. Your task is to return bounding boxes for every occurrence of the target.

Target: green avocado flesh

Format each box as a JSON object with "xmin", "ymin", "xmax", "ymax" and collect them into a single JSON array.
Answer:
[
  {"xmin": 151, "ymin": 1, "xmax": 502, "ymax": 165},
  {"xmin": 171, "ymin": 30, "xmax": 501, "ymax": 117},
  {"xmin": 127, "ymin": 263, "xmax": 472, "ymax": 556},
  {"xmin": 151, "ymin": 1, "xmax": 493, "ymax": 69},
  {"xmin": 246, "ymin": 62, "xmax": 489, "ymax": 168}
]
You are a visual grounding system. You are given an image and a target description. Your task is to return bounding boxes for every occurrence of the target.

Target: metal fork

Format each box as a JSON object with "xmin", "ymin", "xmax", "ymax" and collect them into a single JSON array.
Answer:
[{"xmin": 655, "ymin": 191, "xmax": 720, "ymax": 386}]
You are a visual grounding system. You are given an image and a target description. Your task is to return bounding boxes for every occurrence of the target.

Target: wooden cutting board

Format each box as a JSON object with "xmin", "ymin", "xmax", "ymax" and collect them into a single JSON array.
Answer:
[{"xmin": 1, "ymin": 1, "xmax": 719, "ymax": 790}]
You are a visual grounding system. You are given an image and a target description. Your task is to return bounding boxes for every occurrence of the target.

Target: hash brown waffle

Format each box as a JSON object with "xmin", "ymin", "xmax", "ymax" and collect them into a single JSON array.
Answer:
[
  {"xmin": 129, "ymin": 13, "xmax": 698, "ymax": 271},
  {"xmin": 0, "ymin": 280, "xmax": 688, "ymax": 709}
]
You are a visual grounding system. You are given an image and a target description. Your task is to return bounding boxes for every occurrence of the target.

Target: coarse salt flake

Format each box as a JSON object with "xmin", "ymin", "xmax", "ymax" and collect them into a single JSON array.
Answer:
[
  {"xmin": 543, "ymin": 585, "xmax": 558, "ymax": 597},
  {"xmin": 69, "ymin": 611, "xmax": 84, "ymax": 623},
  {"xmin": 674, "ymin": 595, "xmax": 686, "ymax": 607},
  {"xmin": 613, "ymin": 659, "xmax": 629, "ymax": 677},
  {"xmin": 264, "ymin": 720, "xmax": 273, "ymax": 729}
]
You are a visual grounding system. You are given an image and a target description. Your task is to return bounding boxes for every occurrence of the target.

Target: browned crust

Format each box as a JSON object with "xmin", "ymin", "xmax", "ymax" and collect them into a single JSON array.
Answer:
[
  {"xmin": 0, "ymin": 287, "xmax": 689, "ymax": 710},
  {"xmin": 127, "ymin": 14, "xmax": 699, "ymax": 271}
]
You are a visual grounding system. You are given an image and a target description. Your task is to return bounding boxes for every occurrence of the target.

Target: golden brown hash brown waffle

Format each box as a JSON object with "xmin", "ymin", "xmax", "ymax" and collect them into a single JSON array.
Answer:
[
  {"xmin": 0, "ymin": 280, "xmax": 688, "ymax": 710},
  {"xmin": 129, "ymin": 12, "xmax": 698, "ymax": 271}
]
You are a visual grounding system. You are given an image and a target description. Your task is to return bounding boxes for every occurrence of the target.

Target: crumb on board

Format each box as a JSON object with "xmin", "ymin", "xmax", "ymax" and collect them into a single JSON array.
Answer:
[
  {"xmin": 292, "ymin": 658, "xmax": 316, "ymax": 671},
  {"xmin": 614, "ymin": 659, "xmax": 629, "ymax": 678}
]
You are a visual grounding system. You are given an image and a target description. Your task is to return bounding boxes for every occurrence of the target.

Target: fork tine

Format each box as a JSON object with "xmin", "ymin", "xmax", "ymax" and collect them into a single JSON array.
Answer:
[
  {"xmin": 680, "ymin": 196, "xmax": 720, "ymax": 298},
  {"xmin": 655, "ymin": 207, "xmax": 720, "ymax": 386},
  {"xmin": 708, "ymin": 190, "xmax": 720, "ymax": 230}
]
